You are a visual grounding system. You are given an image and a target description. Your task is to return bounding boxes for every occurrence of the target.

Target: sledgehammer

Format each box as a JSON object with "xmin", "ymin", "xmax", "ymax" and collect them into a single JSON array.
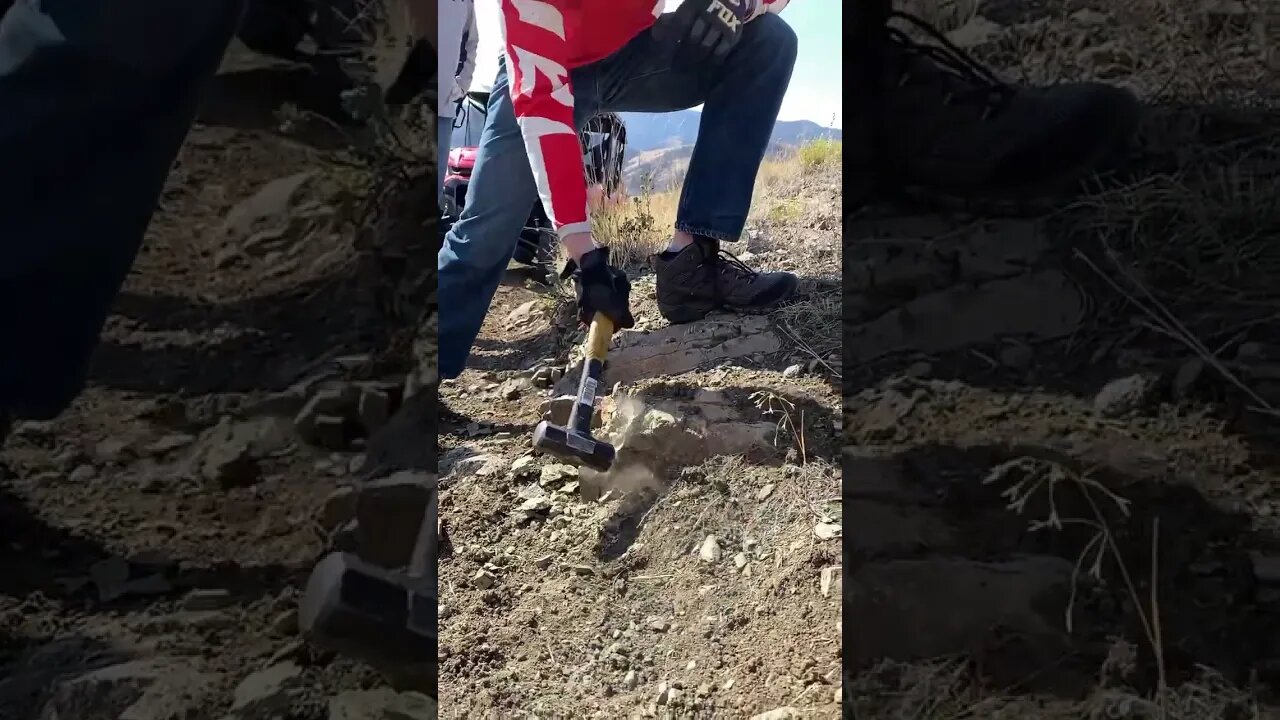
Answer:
[
  {"xmin": 532, "ymin": 313, "xmax": 616, "ymax": 472},
  {"xmin": 298, "ymin": 481, "xmax": 437, "ymax": 694}
]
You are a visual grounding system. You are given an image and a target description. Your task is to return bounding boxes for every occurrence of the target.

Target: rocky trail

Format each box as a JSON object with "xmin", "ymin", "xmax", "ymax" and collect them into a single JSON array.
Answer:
[
  {"xmin": 436, "ymin": 165, "xmax": 844, "ymax": 717},
  {"xmin": 0, "ymin": 46, "xmax": 437, "ymax": 720},
  {"xmin": 846, "ymin": 2, "xmax": 1280, "ymax": 716}
]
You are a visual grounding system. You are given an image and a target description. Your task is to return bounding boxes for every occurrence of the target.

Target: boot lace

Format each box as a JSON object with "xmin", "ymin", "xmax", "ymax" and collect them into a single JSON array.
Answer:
[
  {"xmin": 714, "ymin": 248, "xmax": 760, "ymax": 282},
  {"xmin": 885, "ymin": 11, "xmax": 1014, "ymax": 119}
]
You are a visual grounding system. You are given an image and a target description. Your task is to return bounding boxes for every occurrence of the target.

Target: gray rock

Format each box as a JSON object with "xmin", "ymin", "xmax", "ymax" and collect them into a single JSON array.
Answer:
[
  {"xmin": 358, "ymin": 387, "xmax": 393, "ymax": 434},
  {"xmin": 1093, "ymin": 374, "xmax": 1156, "ymax": 417},
  {"xmin": 181, "ymin": 589, "xmax": 234, "ymax": 611},
  {"xmin": 294, "ymin": 387, "xmax": 356, "ymax": 445},
  {"xmin": 328, "ymin": 689, "xmax": 437, "ymax": 720},
  {"xmin": 345, "ymin": 472, "xmax": 435, "ymax": 568},
  {"xmin": 37, "ymin": 658, "xmax": 217, "ymax": 720},
  {"xmin": 228, "ymin": 662, "xmax": 302, "ymax": 717},
  {"xmin": 193, "ymin": 416, "xmax": 294, "ymax": 489},
  {"xmin": 539, "ymin": 395, "xmax": 602, "ymax": 429}
]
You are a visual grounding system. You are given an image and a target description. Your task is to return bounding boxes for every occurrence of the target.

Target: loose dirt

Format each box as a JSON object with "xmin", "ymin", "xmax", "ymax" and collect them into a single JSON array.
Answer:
[
  {"xmin": 437, "ymin": 159, "xmax": 844, "ymax": 717},
  {"xmin": 0, "ymin": 43, "xmax": 435, "ymax": 720},
  {"xmin": 848, "ymin": 2, "xmax": 1280, "ymax": 717}
]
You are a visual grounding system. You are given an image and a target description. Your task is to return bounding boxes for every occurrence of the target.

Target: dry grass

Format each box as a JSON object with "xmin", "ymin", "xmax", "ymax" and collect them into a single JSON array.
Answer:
[{"xmin": 587, "ymin": 138, "xmax": 845, "ymax": 268}]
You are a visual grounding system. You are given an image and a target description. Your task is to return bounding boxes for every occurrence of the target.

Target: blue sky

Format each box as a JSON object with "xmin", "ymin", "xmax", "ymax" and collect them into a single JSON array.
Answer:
[{"xmin": 466, "ymin": 1, "xmax": 842, "ymax": 129}]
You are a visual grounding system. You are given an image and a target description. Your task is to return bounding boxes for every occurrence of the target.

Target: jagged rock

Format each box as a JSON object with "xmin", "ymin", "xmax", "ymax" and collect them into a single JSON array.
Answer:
[
  {"xmin": 1093, "ymin": 374, "xmax": 1157, "ymax": 417},
  {"xmin": 847, "ymin": 271, "xmax": 1082, "ymax": 364},
  {"xmin": 539, "ymin": 395, "xmax": 603, "ymax": 429},
  {"xmin": 554, "ymin": 315, "xmax": 782, "ymax": 394},
  {"xmin": 294, "ymin": 386, "xmax": 357, "ymax": 446},
  {"xmin": 604, "ymin": 395, "xmax": 782, "ymax": 471},
  {"xmin": 358, "ymin": 386, "xmax": 393, "ymax": 434},
  {"xmin": 192, "ymin": 416, "xmax": 293, "ymax": 489},
  {"xmin": 37, "ymin": 658, "xmax": 218, "ymax": 720},
  {"xmin": 223, "ymin": 171, "xmax": 315, "ymax": 240},
  {"xmin": 328, "ymin": 689, "xmax": 437, "ymax": 720},
  {"xmin": 344, "ymin": 472, "xmax": 435, "ymax": 569},
  {"xmin": 227, "ymin": 662, "xmax": 302, "ymax": 718}
]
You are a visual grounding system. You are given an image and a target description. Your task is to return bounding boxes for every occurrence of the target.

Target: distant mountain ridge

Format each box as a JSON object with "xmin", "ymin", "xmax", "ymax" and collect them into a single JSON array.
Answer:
[
  {"xmin": 618, "ymin": 111, "xmax": 841, "ymax": 193},
  {"xmin": 619, "ymin": 110, "xmax": 842, "ymax": 153}
]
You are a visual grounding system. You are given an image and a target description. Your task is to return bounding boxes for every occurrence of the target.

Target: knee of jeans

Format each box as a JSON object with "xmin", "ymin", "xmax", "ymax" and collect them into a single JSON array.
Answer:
[
  {"xmin": 753, "ymin": 13, "xmax": 798, "ymax": 68},
  {"xmin": 439, "ymin": 230, "xmax": 512, "ymax": 284}
]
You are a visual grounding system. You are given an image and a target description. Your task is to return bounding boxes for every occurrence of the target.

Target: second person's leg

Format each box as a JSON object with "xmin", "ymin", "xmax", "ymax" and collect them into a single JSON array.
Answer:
[{"xmin": 436, "ymin": 59, "xmax": 596, "ymax": 379}]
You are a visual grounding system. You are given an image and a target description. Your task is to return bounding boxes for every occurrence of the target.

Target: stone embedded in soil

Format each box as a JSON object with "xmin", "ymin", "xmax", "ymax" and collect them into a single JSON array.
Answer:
[
  {"xmin": 328, "ymin": 689, "xmax": 437, "ymax": 720},
  {"xmin": 699, "ymin": 536, "xmax": 723, "ymax": 563},
  {"xmin": 540, "ymin": 464, "xmax": 578, "ymax": 486},
  {"xmin": 757, "ymin": 483, "xmax": 775, "ymax": 501},
  {"xmin": 847, "ymin": 270, "xmax": 1082, "ymax": 364},
  {"xmin": 574, "ymin": 314, "xmax": 781, "ymax": 390},
  {"xmin": 820, "ymin": 566, "xmax": 841, "ymax": 597},
  {"xmin": 144, "ymin": 433, "xmax": 196, "ymax": 456},
  {"xmin": 539, "ymin": 395, "xmax": 603, "ymax": 429},
  {"xmin": 192, "ymin": 416, "xmax": 293, "ymax": 489},
  {"xmin": 473, "ymin": 568, "xmax": 497, "ymax": 589},
  {"xmin": 511, "ymin": 455, "xmax": 537, "ymax": 477},
  {"xmin": 68, "ymin": 464, "xmax": 96, "ymax": 482},
  {"xmin": 813, "ymin": 522, "xmax": 841, "ymax": 540},
  {"xmin": 223, "ymin": 171, "xmax": 315, "ymax": 239},
  {"xmin": 357, "ymin": 386, "xmax": 392, "ymax": 433},
  {"xmin": 344, "ymin": 472, "xmax": 435, "ymax": 569},
  {"xmin": 782, "ymin": 364, "xmax": 803, "ymax": 378},
  {"xmin": 312, "ymin": 414, "xmax": 352, "ymax": 450},
  {"xmin": 182, "ymin": 588, "xmax": 235, "ymax": 611},
  {"xmin": 229, "ymin": 662, "xmax": 303, "ymax": 717},
  {"xmin": 294, "ymin": 387, "xmax": 355, "ymax": 445},
  {"xmin": 1093, "ymin": 374, "xmax": 1157, "ymax": 417},
  {"xmin": 320, "ymin": 486, "xmax": 358, "ymax": 531},
  {"xmin": 36, "ymin": 658, "xmax": 218, "ymax": 720}
]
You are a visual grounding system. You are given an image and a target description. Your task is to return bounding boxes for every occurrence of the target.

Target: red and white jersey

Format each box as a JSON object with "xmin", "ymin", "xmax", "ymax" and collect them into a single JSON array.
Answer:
[{"xmin": 498, "ymin": 0, "xmax": 791, "ymax": 238}]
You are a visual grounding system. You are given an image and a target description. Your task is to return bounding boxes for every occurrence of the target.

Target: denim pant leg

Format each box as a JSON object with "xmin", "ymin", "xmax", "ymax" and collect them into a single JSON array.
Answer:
[
  {"xmin": 0, "ymin": 0, "xmax": 243, "ymax": 418},
  {"xmin": 437, "ymin": 61, "xmax": 598, "ymax": 379},
  {"xmin": 579, "ymin": 14, "xmax": 797, "ymax": 241}
]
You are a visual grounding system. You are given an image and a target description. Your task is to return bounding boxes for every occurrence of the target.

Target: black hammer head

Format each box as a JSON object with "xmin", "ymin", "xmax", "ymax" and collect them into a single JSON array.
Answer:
[
  {"xmin": 532, "ymin": 420, "xmax": 615, "ymax": 472},
  {"xmin": 299, "ymin": 552, "xmax": 436, "ymax": 693}
]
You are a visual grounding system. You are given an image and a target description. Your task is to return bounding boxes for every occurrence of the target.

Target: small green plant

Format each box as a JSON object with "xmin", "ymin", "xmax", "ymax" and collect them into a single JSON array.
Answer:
[{"xmin": 798, "ymin": 138, "xmax": 843, "ymax": 169}]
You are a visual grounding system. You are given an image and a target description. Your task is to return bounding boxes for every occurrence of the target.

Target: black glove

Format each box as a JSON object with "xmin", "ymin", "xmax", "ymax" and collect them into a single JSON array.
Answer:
[
  {"xmin": 651, "ymin": 0, "xmax": 757, "ymax": 64},
  {"xmin": 560, "ymin": 247, "xmax": 636, "ymax": 331}
]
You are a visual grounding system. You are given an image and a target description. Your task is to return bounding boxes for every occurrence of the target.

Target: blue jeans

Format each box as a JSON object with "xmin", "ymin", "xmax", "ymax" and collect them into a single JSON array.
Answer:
[
  {"xmin": 437, "ymin": 14, "xmax": 797, "ymax": 379},
  {"xmin": 0, "ymin": 0, "xmax": 243, "ymax": 418}
]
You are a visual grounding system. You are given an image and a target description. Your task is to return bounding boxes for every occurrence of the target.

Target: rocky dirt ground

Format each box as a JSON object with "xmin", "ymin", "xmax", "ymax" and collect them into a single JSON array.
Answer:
[
  {"xmin": 0, "ymin": 43, "xmax": 437, "ymax": 720},
  {"xmin": 436, "ymin": 154, "xmax": 843, "ymax": 717},
  {"xmin": 848, "ymin": 1, "xmax": 1280, "ymax": 718}
]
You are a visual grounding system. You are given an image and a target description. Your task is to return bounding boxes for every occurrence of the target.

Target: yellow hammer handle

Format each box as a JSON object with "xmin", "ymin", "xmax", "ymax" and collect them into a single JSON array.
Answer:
[{"xmin": 586, "ymin": 312, "xmax": 615, "ymax": 361}]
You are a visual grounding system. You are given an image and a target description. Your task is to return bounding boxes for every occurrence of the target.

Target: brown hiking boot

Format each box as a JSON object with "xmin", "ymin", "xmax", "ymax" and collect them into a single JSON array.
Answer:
[
  {"xmin": 853, "ymin": 11, "xmax": 1141, "ymax": 205},
  {"xmin": 653, "ymin": 237, "xmax": 798, "ymax": 324}
]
